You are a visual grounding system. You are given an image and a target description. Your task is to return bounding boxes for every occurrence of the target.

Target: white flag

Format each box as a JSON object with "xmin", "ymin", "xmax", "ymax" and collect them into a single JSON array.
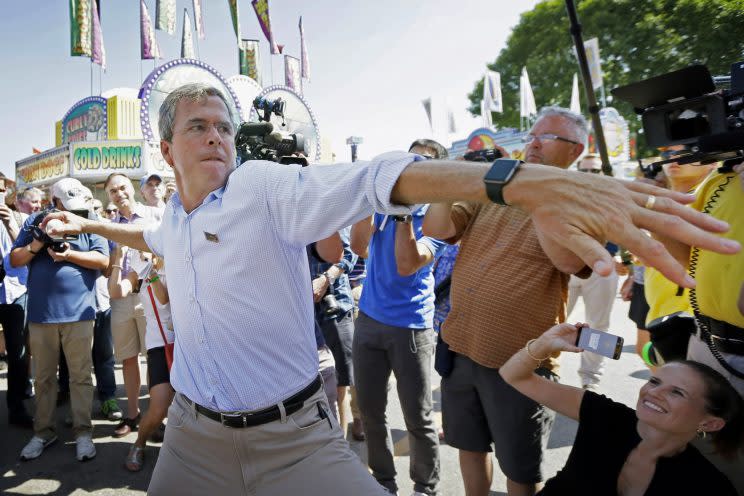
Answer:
[
  {"xmin": 421, "ymin": 98, "xmax": 433, "ymax": 131},
  {"xmin": 520, "ymin": 67, "xmax": 537, "ymax": 118},
  {"xmin": 483, "ymin": 70, "xmax": 502, "ymax": 113},
  {"xmin": 570, "ymin": 73, "xmax": 581, "ymax": 114},
  {"xmin": 584, "ymin": 37, "xmax": 603, "ymax": 90},
  {"xmin": 181, "ymin": 9, "xmax": 195, "ymax": 58},
  {"xmin": 447, "ymin": 107, "xmax": 457, "ymax": 134},
  {"xmin": 481, "ymin": 100, "xmax": 493, "ymax": 128}
]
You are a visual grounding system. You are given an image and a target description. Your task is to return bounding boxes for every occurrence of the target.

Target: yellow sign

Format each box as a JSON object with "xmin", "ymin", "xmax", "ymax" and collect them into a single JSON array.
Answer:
[{"xmin": 16, "ymin": 148, "xmax": 69, "ymax": 186}]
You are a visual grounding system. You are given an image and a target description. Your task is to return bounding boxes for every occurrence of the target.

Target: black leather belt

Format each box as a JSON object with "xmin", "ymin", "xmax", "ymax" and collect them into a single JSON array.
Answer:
[
  {"xmin": 188, "ymin": 375, "xmax": 322, "ymax": 428},
  {"xmin": 697, "ymin": 315, "xmax": 744, "ymax": 356}
]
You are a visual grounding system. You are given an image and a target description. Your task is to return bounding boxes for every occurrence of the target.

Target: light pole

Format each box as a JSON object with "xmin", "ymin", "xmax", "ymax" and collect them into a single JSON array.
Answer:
[{"xmin": 346, "ymin": 136, "xmax": 363, "ymax": 163}]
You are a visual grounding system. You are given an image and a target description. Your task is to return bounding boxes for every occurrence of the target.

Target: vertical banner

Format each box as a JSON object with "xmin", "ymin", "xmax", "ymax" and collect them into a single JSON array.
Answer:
[
  {"xmin": 181, "ymin": 9, "xmax": 195, "ymax": 58},
  {"xmin": 584, "ymin": 37, "xmax": 603, "ymax": 90},
  {"xmin": 284, "ymin": 55, "xmax": 301, "ymax": 93},
  {"xmin": 156, "ymin": 0, "xmax": 176, "ymax": 35},
  {"xmin": 483, "ymin": 70, "xmax": 502, "ymax": 113},
  {"xmin": 91, "ymin": 0, "xmax": 106, "ymax": 69},
  {"xmin": 447, "ymin": 107, "xmax": 457, "ymax": 134},
  {"xmin": 228, "ymin": 0, "xmax": 241, "ymax": 40},
  {"xmin": 192, "ymin": 0, "xmax": 205, "ymax": 39},
  {"xmin": 140, "ymin": 0, "xmax": 161, "ymax": 60},
  {"xmin": 239, "ymin": 39, "xmax": 261, "ymax": 84},
  {"xmin": 299, "ymin": 16, "xmax": 310, "ymax": 80},
  {"xmin": 252, "ymin": 0, "xmax": 279, "ymax": 54},
  {"xmin": 520, "ymin": 67, "xmax": 537, "ymax": 118},
  {"xmin": 481, "ymin": 101, "xmax": 493, "ymax": 128},
  {"xmin": 421, "ymin": 98, "xmax": 433, "ymax": 132},
  {"xmin": 70, "ymin": 0, "xmax": 92, "ymax": 57},
  {"xmin": 570, "ymin": 73, "xmax": 581, "ymax": 114}
]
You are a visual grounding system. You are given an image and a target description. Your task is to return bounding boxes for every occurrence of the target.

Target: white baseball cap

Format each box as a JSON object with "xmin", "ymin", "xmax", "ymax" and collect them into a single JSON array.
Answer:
[{"xmin": 50, "ymin": 178, "xmax": 89, "ymax": 211}]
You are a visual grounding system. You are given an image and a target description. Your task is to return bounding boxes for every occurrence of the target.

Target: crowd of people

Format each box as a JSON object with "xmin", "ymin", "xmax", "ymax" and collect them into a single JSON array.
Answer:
[{"xmin": 1, "ymin": 82, "xmax": 743, "ymax": 496}]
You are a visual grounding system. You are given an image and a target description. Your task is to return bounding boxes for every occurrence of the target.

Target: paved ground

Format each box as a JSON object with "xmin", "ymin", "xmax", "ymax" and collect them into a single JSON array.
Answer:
[{"xmin": 0, "ymin": 289, "xmax": 649, "ymax": 495}]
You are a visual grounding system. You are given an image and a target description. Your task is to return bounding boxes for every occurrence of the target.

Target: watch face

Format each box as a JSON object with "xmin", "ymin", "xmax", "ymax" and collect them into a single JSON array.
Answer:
[{"xmin": 484, "ymin": 159, "xmax": 520, "ymax": 183}]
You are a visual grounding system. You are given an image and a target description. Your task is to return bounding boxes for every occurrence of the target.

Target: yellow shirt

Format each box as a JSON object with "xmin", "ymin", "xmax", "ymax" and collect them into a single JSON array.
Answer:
[
  {"xmin": 690, "ymin": 171, "xmax": 744, "ymax": 328},
  {"xmin": 644, "ymin": 266, "xmax": 692, "ymax": 326}
]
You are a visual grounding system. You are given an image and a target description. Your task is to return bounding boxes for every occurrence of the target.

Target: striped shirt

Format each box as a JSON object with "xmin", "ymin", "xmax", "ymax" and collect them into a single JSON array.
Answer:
[{"xmin": 143, "ymin": 153, "xmax": 417, "ymax": 411}]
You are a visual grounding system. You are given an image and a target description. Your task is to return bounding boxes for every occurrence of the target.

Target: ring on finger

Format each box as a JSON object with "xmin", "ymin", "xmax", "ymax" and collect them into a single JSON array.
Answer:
[{"xmin": 644, "ymin": 195, "xmax": 656, "ymax": 210}]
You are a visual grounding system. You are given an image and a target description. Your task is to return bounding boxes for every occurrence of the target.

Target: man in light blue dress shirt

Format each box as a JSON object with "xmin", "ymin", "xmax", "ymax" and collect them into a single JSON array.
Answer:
[{"xmin": 42, "ymin": 83, "xmax": 741, "ymax": 494}]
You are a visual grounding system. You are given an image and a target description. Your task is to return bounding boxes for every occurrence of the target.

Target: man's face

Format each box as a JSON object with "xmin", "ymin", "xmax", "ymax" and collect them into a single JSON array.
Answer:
[
  {"xmin": 18, "ymin": 191, "xmax": 42, "ymax": 214},
  {"xmin": 523, "ymin": 115, "xmax": 584, "ymax": 168},
  {"xmin": 106, "ymin": 175, "xmax": 136, "ymax": 211},
  {"xmin": 661, "ymin": 145, "xmax": 713, "ymax": 185},
  {"xmin": 141, "ymin": 177, "xmax": 164, "ymax": 205},
  {"xmin": 578, "ymin": 157, "xmax": 603, "ymax": 174},
  {"xmin": 160, "ymin": 96, "xmax": 236, "ymax": 190},
  {"xmin": 410, "ymin": 145, "xmax": 439, "ymax": 159}
]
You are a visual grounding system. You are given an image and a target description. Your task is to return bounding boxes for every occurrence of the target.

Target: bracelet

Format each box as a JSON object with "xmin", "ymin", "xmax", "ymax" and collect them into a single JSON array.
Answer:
[
  {"xmin": 525, "ymin": 339, "xmax": 550, "ymax": 363},
  {"xmin": 111, "ymin": 264, "xmax": 123, "ymax": 270},
  {"xmin": 148, "ymin": 275, "xmax": 160, "ymax": 284}
]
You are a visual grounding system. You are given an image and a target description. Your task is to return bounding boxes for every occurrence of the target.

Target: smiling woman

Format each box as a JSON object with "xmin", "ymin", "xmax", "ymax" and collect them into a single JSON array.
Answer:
[{"xmin": 499, "ymin": 323, "xmax": 743, "ymax": 496}]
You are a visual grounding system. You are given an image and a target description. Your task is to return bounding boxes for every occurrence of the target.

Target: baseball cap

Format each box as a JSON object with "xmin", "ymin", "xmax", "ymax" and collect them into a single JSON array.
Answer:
[
  {"xmin": 51, "ymin": 178, "xmax": 89, "ymax": 211},
  {"xmin": 140, "ymin": 174, "xmax": 163, "ymax": 189}
]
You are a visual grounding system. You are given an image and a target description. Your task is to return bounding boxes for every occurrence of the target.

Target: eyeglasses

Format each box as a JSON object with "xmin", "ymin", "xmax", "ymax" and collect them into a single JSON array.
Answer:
[
  {"xmin": 104, "ymin": 208, "xmax": 118, "ymax": 214},
  {"xmin": 660, "ymin": 149, "xmax": 687, "ymax": 160},
  {"xmin": 578, "ymin": 168, "xmax": 602, "ymax": 174},
  {"xmin": 522, "ymin": 133, "xmax": 581, "ymax": 146}
]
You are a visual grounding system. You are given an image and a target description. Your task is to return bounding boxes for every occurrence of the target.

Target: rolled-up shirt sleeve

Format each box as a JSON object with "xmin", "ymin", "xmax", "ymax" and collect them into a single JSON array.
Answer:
[
  {"xmin": 258, "ymin": 151, "xmax": 421, "ymax": 246},
  {"xmin": 143, "ymin": 221, "xmax": 165, "ymax": 257}
]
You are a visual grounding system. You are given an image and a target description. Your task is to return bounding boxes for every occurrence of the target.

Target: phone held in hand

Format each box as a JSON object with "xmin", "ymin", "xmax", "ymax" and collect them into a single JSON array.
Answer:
[{"xmin": 575, "ymin": 327, "xmax": 624, "ymax": 360}]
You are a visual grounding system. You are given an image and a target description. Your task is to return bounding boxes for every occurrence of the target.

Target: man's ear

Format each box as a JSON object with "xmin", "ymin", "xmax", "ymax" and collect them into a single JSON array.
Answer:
[{"xmin": 160, "ymin": 140, "xmax": 175, "ymax": 169}]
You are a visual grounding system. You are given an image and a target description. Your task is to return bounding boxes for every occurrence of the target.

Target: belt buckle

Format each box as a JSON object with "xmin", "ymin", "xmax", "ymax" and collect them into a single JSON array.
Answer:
[{"xmin": 220, "ymin": 411, "xmax": 248, "ymax": 428}]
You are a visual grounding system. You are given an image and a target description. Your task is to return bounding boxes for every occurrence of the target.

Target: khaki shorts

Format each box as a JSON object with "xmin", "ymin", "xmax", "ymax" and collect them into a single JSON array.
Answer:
[{"xmin": 111, "ymin": 293, "xmax": 147, "ymax": 362}]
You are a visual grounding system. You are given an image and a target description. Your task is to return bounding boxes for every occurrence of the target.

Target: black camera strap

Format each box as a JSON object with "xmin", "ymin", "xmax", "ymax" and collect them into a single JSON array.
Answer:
[{"xmin": 688, "ymin": 173, "xmax": 744, "ymax": 379}]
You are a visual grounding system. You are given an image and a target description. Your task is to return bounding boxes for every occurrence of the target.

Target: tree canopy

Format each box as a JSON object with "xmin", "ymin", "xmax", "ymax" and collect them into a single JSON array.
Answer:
[{"xmin": 468, "ymin": 0, "xmax": 744, "ymax": 154}]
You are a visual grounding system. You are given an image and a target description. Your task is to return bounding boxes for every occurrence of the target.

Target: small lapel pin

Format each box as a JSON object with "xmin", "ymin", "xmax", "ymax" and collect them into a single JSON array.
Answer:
[{"xmin": 204, "ymin": 232, "xmax": 219, "ymax": 243}]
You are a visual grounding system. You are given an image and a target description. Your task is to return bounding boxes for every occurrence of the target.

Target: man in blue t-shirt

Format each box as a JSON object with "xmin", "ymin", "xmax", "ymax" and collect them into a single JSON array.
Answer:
[
  {"xmin": 10, "ymin": 178, "xmax": 109, "ymax": 463},
  {"xmin": 350, "ymin": 139, "xmax": 448, "ymax": 496}
]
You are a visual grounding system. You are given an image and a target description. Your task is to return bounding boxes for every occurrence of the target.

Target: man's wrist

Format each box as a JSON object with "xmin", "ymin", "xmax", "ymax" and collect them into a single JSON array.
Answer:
[{"xmin": 501, "ymin": 163, "xmax": 544, "ymax": 208}]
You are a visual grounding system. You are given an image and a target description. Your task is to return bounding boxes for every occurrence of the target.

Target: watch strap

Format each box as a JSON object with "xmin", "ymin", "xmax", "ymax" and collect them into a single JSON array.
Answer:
[{"xmin": 484, "ymin": 159, "xmax": 523, "ymax": 205}]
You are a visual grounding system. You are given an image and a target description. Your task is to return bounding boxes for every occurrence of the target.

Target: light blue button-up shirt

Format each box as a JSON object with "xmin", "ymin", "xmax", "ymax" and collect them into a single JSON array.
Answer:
[
  {"xmin": 144, "ymin": 152, "xmax": 416, "ymax": 411},
  {"xmin": 1, "ymin": 222, "xmax": 27, "ymax": 304}
]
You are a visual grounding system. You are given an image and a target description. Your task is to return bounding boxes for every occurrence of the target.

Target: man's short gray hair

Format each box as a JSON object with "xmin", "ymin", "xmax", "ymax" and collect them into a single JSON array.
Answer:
[
  {"xmin": 535, "ymin": 106, "xmax": 588, "ymax": 145},
  {"xmin": 18, "ymin": 187, "xmax": 43, "ymax": 200},
  {"xmin": 158, "ymin": 83, "xmax": 236, "ymax": 142}
]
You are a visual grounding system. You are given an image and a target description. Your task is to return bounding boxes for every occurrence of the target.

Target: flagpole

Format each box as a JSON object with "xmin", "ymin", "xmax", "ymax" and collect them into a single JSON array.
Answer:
[
  {"xmin": 90, "ymin": 59, "xmax": 93, "ymax": 96},
  {"xmin": 270, "ymin": 54, "xmax": 274, "ymax": 86}
]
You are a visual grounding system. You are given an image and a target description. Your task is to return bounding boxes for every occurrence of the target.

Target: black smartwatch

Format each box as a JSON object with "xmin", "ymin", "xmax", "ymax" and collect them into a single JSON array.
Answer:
[
  {"xmin": 483, "ymin": 158, "xmax": 524, "ymax": 205},
  {"xmin": 391, "ymin": 215, "xmax": 412, "ymax": 223}
]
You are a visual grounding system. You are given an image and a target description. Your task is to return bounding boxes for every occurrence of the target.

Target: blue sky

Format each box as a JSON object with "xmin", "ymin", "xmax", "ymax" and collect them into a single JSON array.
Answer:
[{"xmin": 0, "ymin": 0, "xmax": 542, "ymax": 177}]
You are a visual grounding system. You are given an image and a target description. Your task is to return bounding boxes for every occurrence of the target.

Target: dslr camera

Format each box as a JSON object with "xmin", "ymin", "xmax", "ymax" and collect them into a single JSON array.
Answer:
[
  {"xmin": 463, "ymin": 148, "xmax": 503, "ymax": 162},
  {"xmin": 28, "ymin": 208, "xmax": 89, "ymax": 252},
  {"xmin": 235, "ymin": 96, "xmax": 308, "ymax": 166},
  {"xmin": 612, "ymin": 61, "xmax": 744, "ymax": 177}
]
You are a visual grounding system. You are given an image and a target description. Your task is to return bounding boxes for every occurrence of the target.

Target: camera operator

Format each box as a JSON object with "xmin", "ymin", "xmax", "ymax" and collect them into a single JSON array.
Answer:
[
  {"xmin": 309, "ymin": 227, "xmax": 360, "ymax": 435},
  {"xmin": 41, "ymin": 83, "xmax": 740, "ymax": 495},
  {"xmin": 350, "ymin": 138, "xmax": 449, "ymax": 496},
  {"xmin": 10, "ymin": 178, "xmax": 109, "ymax": 462},
  {"xmin": 0, "ymin": 173, "xmax": 33, "ymax": 428}
]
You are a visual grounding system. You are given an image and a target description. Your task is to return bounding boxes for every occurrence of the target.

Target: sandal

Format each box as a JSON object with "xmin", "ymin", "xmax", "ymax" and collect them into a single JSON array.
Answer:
[
  {"xmin": 114, "ymin": 414, "xmax": 141, "ymax": 438},
  {"xmin": 124, "ymin": 444, "xmax": 145, "ymax": 472}
]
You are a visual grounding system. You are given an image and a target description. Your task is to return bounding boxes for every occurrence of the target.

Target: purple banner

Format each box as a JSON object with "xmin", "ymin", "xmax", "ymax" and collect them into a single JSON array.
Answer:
[
  {"xmin": 140, "ymin": 0, "xmax": 161, "ymax": 60},
  {"xmin": 251, "ymin": 0, "xmax": 279, "ymax": 54},
  {"xmin": 284, "ymin": 55, "xmax": 301, "ymax": 93},
  {"xmin": 192, "ymin": 0, "xmax": 205, "ymax": 39},
  {"xmin": 91, "ymin": 0, "xmax": 106, "ymax": 69},
  {"xmin": 299, "ymin": 16, "xmax": 310, "ymax": 80}
]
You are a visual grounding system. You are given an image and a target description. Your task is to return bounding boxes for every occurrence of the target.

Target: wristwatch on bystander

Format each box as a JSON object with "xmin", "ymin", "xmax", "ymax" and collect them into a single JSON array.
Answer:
[{"xmin": 483, "ymin": 158, "xmax": 524, "ymax": 205}]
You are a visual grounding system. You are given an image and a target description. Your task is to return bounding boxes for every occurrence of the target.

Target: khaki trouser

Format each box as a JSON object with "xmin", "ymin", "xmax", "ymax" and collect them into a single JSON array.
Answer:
[
  {"xmin": 29, "ymin": 320, "xmax": 94, "ymax": 439},
  {"xmin": 148, "ymin": 387, "xmax": 389, "ymax": 496}
]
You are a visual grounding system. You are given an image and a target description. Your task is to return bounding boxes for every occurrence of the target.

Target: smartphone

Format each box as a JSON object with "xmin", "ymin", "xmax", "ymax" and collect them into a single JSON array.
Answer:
[{"xmin": 575, "ymin": 327, "xmax": 624, "ymax": 360}]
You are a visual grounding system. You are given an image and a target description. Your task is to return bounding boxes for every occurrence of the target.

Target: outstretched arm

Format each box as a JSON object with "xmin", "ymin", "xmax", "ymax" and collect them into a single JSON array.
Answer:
[
  {"xmin": 391, "ymin": 161, "xmax": 739, "ymax": 288},
  {"xmin": 41, "ymin": 212, "xmax": 151, "ymax": 253}
]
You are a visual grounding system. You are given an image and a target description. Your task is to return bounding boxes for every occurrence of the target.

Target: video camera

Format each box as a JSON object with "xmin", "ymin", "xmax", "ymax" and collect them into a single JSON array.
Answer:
[
  {"xmin": 28, "ymin": 208, "xmax": 89, "ymax": 252},
  {"xmin": 612, "ymin": 61, "xmax": 744, "ymax": 177},
  {"xmin": 235, "ymin": 96, "xmax": 308, "ymax": 166},
  {"xmin": 463, "ymin": 148, "xmax": 503, "ymax": 162}
]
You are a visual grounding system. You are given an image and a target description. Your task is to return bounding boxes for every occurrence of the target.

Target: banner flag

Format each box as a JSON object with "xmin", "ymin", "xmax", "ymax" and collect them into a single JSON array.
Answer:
[
  {"xmin": 570, "ymin": 73, "xmax": 581, "ymax": 114},
  {"xmin": 284, "ymin": 55, "xmax": 302, "ymax": 93},
  {"xmin": 252, "ymin": 0, "xmax": 279, "ymax": 54},
  {"xmin": 299, "ymin": 16, "xmax": 310, "ymax": 80},
  {"xmin": 228, "ymin": 0, "xmax": 241, "ymax": 40},
  {"xmin": 481, "ymin": 100, "xmax": 493, "ymax": 128},
  {"xmin": 156, "ymin": 0, "xmax": 176, "ymax": 35},
  {"xmin": 141, "ymin": 0, "xmax": 161, "ymax": 60},
  {"xmin": 181, "ymin": 9, "xmax": 195, "ymax": 58},
  {"xmin": 192, "ymin": 0, "xmax": 205, "ymax": 39},
  {"xmin": 520, "ymin": 67, "xmax": 537, "ymax": 118},
  {"xmin": 421, "ymin": 98, "xmax": 433, "ymax": 131},
  {"xmin": 91, "ymin": 0, "xmax": 106, "ymax": 69},
  {"xmin": 447, "ymin": 107, "xmax": 457, "ymax": 134},
  {"xmin": 483, "ymin": 70, "xmax": 502, "ymax": 113},
  {"xmin": 584, "ymin": 37, "xmax": 603, "ymax": 89},
  {"xmin": 239, "ymin": 39, "xmax": 261, "ymax": 84},
  {"xmin": 70, "ymin": 0, "xmax": 92, "ymax": 57}
]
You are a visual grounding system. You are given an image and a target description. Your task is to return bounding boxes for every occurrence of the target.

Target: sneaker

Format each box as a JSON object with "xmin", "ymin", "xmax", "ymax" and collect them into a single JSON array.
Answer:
[
  {"xmin": 101, "ymin": 399, "xmax": 123, "ymax": 421},
  {"xmin": 20, "ymin": 435, "xmax": 57, "ymax": 461},
  {"xmin": 76, "ymin": 434, "xmax": 96, "ymax": 461},
  {"xmin": 114, "ymin": 414, "xmax": 141, "ymax": 438}
]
